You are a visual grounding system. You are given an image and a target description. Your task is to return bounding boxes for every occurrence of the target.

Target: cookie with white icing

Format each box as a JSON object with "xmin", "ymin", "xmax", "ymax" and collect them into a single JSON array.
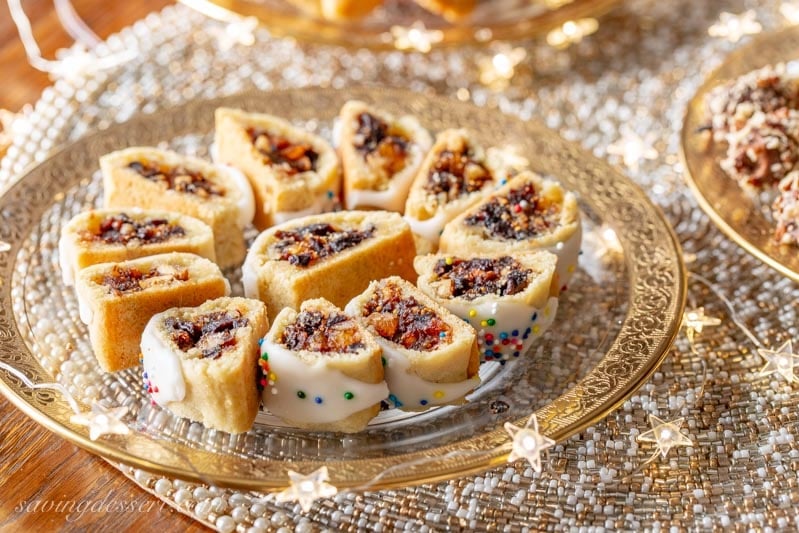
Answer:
[
  {"xmin": 141, "ymin": 297, "xmax": 268, "ymax": 434},
  {"xmin": 100, "ymin": 147, "xmax": 254, "ymax": 268},
  {"xmin": 242, "ymin": 210, "xmax": 416, "ymax": 322},
  {"xmin": 59, "ymin": 208, "xmax": 215, "ymax": 287},
  {"xmin": 439, "ymin": 171, "xmax": 581, "ymax": 290},
  {"xmin": 214, "ymin": 108, "xmax": 341, "ymax": 230},
  {"xmin": 75, "ymin": 252, "xmax": 230, "ymax": 372},
  {"xmin": 345, "ymin": 276, "xmax": 480, "ymax": 410},
  {"xmin": 404, "ymin": 129, "xmax": 499, "ymax": 246},
  {"xmin": 335, "ymin": 101, "xmax": 432, "ymax": 212},
  {"xmin": 260, "ymin": 298, "xmax": 388, "ymax": 432},
  {"xmin": 415, "ymin": 251, "xmax": 559, "ymax": 363}
]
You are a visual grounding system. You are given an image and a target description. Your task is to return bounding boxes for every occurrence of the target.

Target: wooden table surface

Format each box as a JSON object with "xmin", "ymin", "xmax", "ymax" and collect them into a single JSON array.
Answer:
[{"xmin": 0, "ymin": 1, "xmax": 207, "ymax": 530}]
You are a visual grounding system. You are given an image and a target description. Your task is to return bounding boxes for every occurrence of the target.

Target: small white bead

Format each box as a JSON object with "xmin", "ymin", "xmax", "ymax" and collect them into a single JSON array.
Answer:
[
  {"xmin": 215, "ymin": 515, "xmax": 236, "ymax": 533},
  {"xmin": 211, "ymin": 496, "xmax": 228, "ymax": 514},
  {"xmin": 154, "ymin": 479, "xmax": 172, "ymax": 496},
  {"xmin": 231, "ymin": 506, "xmax": 249, "ymax": 523},
  {"xmin": 194, "ymin": 500, "xmax": 213, "ymax": 519},
  {"xmin": 173, "ymin": 489, "xmax": 192, "ymax": 506}
]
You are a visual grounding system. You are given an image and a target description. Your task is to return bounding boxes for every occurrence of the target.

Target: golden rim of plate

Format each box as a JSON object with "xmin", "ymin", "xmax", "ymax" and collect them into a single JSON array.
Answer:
[
  {"xmin": 680, "ymin": 26, "xmax": 799, "ymax": 283},
  {"xmin": 0, "ymin": 87, "xmax": 685, "ymax": 491},
  {"xmin": 181, "ymin": 0, "xmax": 622, "ymax": 49}
]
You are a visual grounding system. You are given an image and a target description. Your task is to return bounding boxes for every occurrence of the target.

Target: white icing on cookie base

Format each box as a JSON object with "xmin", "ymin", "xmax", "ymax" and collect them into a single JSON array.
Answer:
[
  {"xmin": 440, "ymin": 297, "xmax": 559, "ymax": 363},
  {"xmin": 140, "ymin": 316, "xmax": 187, "ymax": 404},
  {"xmin": 403, "ymin": 211, "xmax": 449, "ymax": 246},
  {"xmin": 214, "ymin": 162, "xmax": 256, "ymax": 229},
  {"xmin": 260, "ymin": 339, "xmax": 389, "ymax": 425},
  {"xmin": 344, "ymin": 167, "xmax": 417, "ymax": 212},
  {"xmin": 241, "ymin": 259, "xmax": 259, "ymax": 301},
  {"xmin": 58, "ymin": 236, "xmax": 76, "ymax": 287},
  {"xmin": 547, "ymin": 219, "xmax": 582, "ymax": 290},
  {"xmin": 379, "ymin": 342, "xmax": 480, "ymax": 410}
]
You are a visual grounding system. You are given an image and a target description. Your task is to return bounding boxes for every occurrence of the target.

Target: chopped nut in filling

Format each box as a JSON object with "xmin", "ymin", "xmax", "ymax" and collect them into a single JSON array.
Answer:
[
  {"xmin": 424, "ymin": 148, "xmax": 492, "ymax": 205},
  {"xmin": 271, "ymin": 222, "xmax": 375, "ymax": 267},
  {"xmin": 353, "ymin": 113, "xmax": 410, "ymax": 183},
  {"xmin": 164, "ymin": 310, "xmax": 249, "ymax": 360},
  {"xmin": 281, "ymin": 310, "xmax": 364, "ymax": 353},
  {"xmin": 362, "ymin": 282, "xmax": 452, "ymax": 351},
  {"xmin": 464, "ymin": 182, "xmax": 561, "ymax": 240},
  {"xmin": 80, "ymin": 213, "xmax": 186, "ymax": 245},
  {"xmin": 705, "ymin": 64, "xmax": 799, "ymax": 137},
  {"xmin": 774, "ymin": 172, "xmax": 799, "ymax": 245},
  {"xmin": 128, "ymin": 161, "xmax": 225, "ymax": 198},
  {"xmin": 720, "ymin": 109, "xmax": 799, "ymax": 189},
  {"xmin": 100, "ymin": 264, "xmax": 189, "ymax": 295},
  {"xmin": 433, "ymin": 256, "xmax": 532, "ymax": 300},
  {"xmin": 247, "ymin": 127, "xmax": 319, "ymax": 176}
]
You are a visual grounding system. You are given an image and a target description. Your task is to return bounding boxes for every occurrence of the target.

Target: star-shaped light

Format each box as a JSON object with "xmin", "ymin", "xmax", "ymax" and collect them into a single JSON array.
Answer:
[
  {"xmin": 781, "ymin": 3, "xmax": 799, "ymax": 25},
  {"xmin": 546, "ymin": 18, "xmax": 599, "ymax": 49},
  {"xmin": 708, "ymin": 10, "xmax": 762, "ymax": 43},
  {"xmin": 607, "ymin": 127, "xmax": 659, "ymax": 172},
  {"xmin": 636, "ymin": 415, "xmax": 693, "ymax": 458},
  {"xmin": 275, "ymin": 466, "xmax": 338, "ymax": 512},
  {"xmin": 682, "ymin": 307, "xmax": 722, "ymax": 344},
  {"xmin": 209, "ymin": 16, "xmax": 258, "ymax": 51},
  {"xmin": 48, "ymin": 45, "xmax": 136, "ymax": 82},
  {"xmin": 504, "ymin": 414, "xmax": 556, "ymax": 472},
  {"xmin": 477, "ymin": 45, "xmax": 527, "ymax": 89},
  {"xmin": 757, "ymin": 340, "xmax": 799, "ymax": 383},
  {"xmin": 70, "ymin": 403, "xmax": 130, "ymax": 440},
  {"xmin": 389, "ymin": 22, "xmax": 443, "ymax": 53}
]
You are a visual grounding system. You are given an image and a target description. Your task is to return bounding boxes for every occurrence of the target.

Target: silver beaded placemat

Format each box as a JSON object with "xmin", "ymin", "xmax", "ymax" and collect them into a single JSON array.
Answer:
[{"xmin": 3, "ymin": 0, "xmax": 799, "ymax": 531}]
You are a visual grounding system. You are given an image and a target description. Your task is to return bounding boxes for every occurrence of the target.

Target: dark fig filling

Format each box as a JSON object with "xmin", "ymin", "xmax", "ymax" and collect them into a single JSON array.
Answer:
[
  {"xmin": 362, "ymin": 282, "xmax": 452, "ymax": 351},
  {"xmin": 464, "ymin": 182, "xmax": 561, "ymax": 240},
  {"xmin": 433, "ymin": 256, "xmax": 532, "ymax": 300},
  {"xmin": 424, "ymin": 148, "xmax": 492, "ymax": 202},
  {"xmin": 281, "ymin": 310, "xmax": 364, "ymax": 353},
  {"xmin": 353, "ymin": 112, "xmax": 410, "ymax": 178},
  {"xmin": 81, "ymin": 213, "xmax": 185, "ymax": 245},
  {"xmin": 271, "ymin": 222, "xmax": 375, "ymax": 267},
  {"xmin": 247, "ymin": 127, "xmax": 319, "ymax": 176},
  {"xmin": 165, "ymin": 310, "xmax": 249, "ymax": 360},
  {"xmin": 128, "ymin": 161, "xmax": 225, "ymax": 198},
  {"xmin": 100, "ymin": 264, "xmax": 189, "ymax": 295}
]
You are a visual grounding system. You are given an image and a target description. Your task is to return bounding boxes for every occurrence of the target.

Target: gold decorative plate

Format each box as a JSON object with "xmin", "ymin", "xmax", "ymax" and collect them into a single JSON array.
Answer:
[
  {"xmin": 0, "ymin": 88, "xmax": 684, "ymax": 491},
  {"xmin": 182, "ymin": 0, "xmax": 621, "ymax": 49},
  {"xmin": 681, "ymin": 27, "xmax": 799, "ymax": 282}
]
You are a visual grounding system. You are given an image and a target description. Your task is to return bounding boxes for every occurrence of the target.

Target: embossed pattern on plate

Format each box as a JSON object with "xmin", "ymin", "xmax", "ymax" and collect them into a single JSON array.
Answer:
[
  {"xmin": 0, "ymin": 88, "xmax": 685, "ymax": 490},
  {"xmin": 681, "ymin": 27, "xmax": 799, "ymax": 283}
]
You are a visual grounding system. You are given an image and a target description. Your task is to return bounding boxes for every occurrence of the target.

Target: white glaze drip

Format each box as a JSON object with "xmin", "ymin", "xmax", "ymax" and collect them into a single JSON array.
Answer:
[
  {"xmin": 403, "ymin": 211, "xmax": 449, "ymax": 246},
  {"xmin": 140, "ymin": 316, "xmax": 187, "ymax": 404},
  {"xmin": 378, "ymin": 341, "xmax": 480, "ymax": 409},
  {"xmin": 215, "ymin": 162, "xmax": 256, "ymax": 229},
  {"xmin": 58, "ymin": 236, "xmax": 76, "ymax": 287},
  {"xmin": 548, "ymin": 219, "xmax": 582, "ymax": 288},
  {"xmin": 78, "ymin": 295, "xmax": 93, "ymax": 325},
  {"xmin": 241, "ymin": 260, "xmax": 259, "ymax": 300},
  {"xmin": 261, "ymin": 339, "xmax": 389, "ymax": 424},
  {"xmin": 344, "ymin": 169, "xmax": 415, "ymax": 212}
]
